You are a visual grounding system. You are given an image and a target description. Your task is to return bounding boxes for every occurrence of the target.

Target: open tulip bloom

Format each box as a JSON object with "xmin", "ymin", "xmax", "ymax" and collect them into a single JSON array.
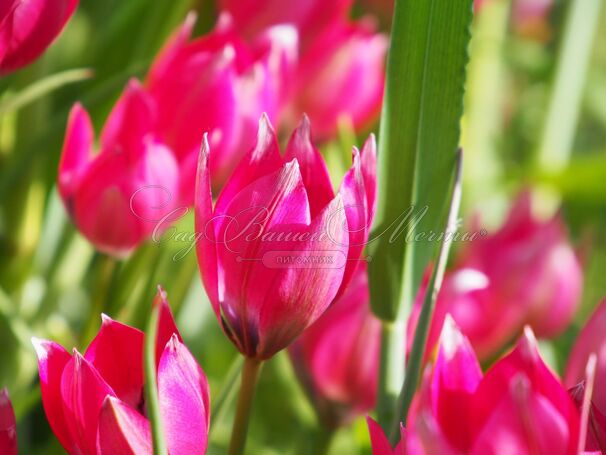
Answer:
[{"xmin": 32, "ymin": 289, "xmax": 210, "ymax": 455}]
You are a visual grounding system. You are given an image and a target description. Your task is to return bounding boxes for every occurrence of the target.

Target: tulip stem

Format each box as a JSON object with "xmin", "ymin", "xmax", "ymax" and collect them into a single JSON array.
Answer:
[
  {"xmin": 144, "ymin": 302, "xmax": 168, "ymax": 455},
  {"xmin": 377, "ymin": 321, "xmax": 405, "ymax": 430},
  {"xmin": 81, "ymin": 255, "xmax": 118, "ymax": 345},
  {"xmin": 228, "ymin": 357, "xmax": 262, "ymax": 455}
]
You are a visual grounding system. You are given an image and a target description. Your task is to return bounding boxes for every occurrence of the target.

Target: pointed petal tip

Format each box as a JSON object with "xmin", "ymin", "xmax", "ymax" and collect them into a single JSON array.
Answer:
[
  {"xmin": 183, "ymin": 10, "xmax": 198, "ymax": 31},
  {"xmin": 31, "ymin": 337, "xmax": 53, "ymax": 359},
  {"xmin": 156, "ymin": 284, "xmax": 168, "ymax": 302},
  {"xmin": 0, "ymin": 388, "xmax": 8, "ymax": 404}
]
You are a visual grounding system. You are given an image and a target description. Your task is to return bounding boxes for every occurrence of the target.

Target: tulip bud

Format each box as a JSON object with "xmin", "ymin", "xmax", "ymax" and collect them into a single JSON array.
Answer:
[
  {"xmin": 290, "ymin": 265, "xmax": 380, "ymax": 427},
  {"xmin": 285, "ymin": 19, "xmax": 387, "ymax": 140},
  {"xmin": 32, "ymin": 289, "xmax": 210, "ymax": 455},
  {"xmin": 58, "ymin": 80, "xmax": 180, "ymax": 257},
  {"xmin": 0, "ymin": 0, "xmax": 78, "ymax": 73},
  {"xmin": 217, "ymin": 0, "xmax": 352, "ymax": 45},
  {"xmin": 0, "ymin": 389, "xmax": 17, "ymax": 455},
  {"xmin": 147, "ymin": 13, "xmax": 297, "ymax": 201},
  {"xmin": 565, "ymin": 299, "xmax": 606, "ymax": 453},
  {"xmin": 195, "ymin": 114, "xmax": 376, "ymax": 360}
]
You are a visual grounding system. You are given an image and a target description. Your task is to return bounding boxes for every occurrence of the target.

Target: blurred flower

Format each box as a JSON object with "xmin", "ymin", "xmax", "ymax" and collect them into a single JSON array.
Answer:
[
  {"xmin": 565, "ymin": 299, "xmax": 606, "ymax": 452},
  {"xmin": 367, "ymin": 416, "xmax": 406, "ymax": 455},
  {"xmin": 0, "ymin": 0, "xmax": 78, "ymax": 73},
  {"xmin": 409, "ymin": 192, "xmax": 583, "ymax": 360},
  {"xmin": 290, "ymin": 265, "xmax": 380, "ymax": 428},
  {"xmin": 476, "ymin": 0, "xmax": 553, "ymax": 40},
  {"xmin": 407, "ymin": 317, "xmax": 581, "ymax": 454},
  {"xmin": 0, "ymin": 389, "xmax": 17, "ymax": 455},
  {"xmin": 195, "ymin": 114, "xmax": 376, "ymax": 360},
  {"xmin": 217, "ymin": 0, "xmax": 352, "ymax": 45},
  {"xmin": 147, "ymin": 13, "xmax": 297, "ymax": 201},
  {"xmin": 32, "ymin": 289, "xmax": 210, "ymax": 455},
  {"xmin": 284, "ymin": 19, "xmax": 387, "ymax": 140},
  {"xmin": 58, "ymin": 80, "xmax": 180, "ymax": 257}
]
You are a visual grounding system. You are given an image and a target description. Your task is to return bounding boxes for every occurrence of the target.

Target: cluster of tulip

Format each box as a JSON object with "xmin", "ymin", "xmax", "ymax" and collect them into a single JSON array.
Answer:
[{"xmin": 0, "ymin": 0, "xmax": 603, "ymax": 454}]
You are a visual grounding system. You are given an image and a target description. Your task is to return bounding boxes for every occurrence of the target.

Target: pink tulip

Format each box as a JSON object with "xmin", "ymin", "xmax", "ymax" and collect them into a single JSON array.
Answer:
[
  {"xmin": 284, "ymin": 19, "xmax": 387, "ymax": 140},
  {"xmin": 217, "ymin": 0, "xmax": 352, "ymax": 45},
  {"xmin": 565, "ymin": 300, "xmax": 606, "ymax": 452},
  {"xmin": 147, "ymin": 13, "xmax": 297, "ymax": 201},
  {"xmin": 367, "ymin": 417, "xmax": 406, "ymax": 455},
  {"xmin": 0, "ymin": 0, "xmax": 78, "ymax": 73},
  {"xmin": 32, "ymin": 288, "xmax": 210, "ymax": 455},
  {"xmin": 195, "ymin": 114, "xmax": 376, "ymax": 360},
  {"xmin": 58, "ymin": 79, "xmax": 180, "ymax": 257},
  {"xmin": 410, "ymin": 192, "xmax": 583, "ymax": 360},
  {"xmin": 290, "ymin": 265, "xmax": 380, "ymax": 427},
  {"xmin": 408, "ymin": 317, "xmax": 581, "ymax": 454},
  {"xmin": 0, "ymin": 389, "xmax": 17, "ymax": 455}
]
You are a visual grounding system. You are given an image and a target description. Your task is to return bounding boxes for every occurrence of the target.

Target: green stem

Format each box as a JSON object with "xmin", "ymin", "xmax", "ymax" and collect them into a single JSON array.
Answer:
[
  {"xmin": 80, "ymin": 255, "xmax": 118, "ymax": 345},
  {"xmin": 536, "ymin": 0, "xmax": 602, "ymax": 172},
  {"xmin": 314, "ymin": 426, "xmax": 335, "ymax": 455},
  {"xmin": 144, "ymin": 302, "xmax": 168, "ymax": 455},
  {"xmin": 228, "ymin": 357, "xmax": 262, "ymax": 455},
  {"xmin": 377, "ymin": 321, "xmax": 405, "ymax": 429},
  {"xmin": 390, "ymin": 150, "xmax": 463, "ymax": 441},
  {"xmin": 211, "ymin": 355, "xmax": 244, "ymax": 428}
]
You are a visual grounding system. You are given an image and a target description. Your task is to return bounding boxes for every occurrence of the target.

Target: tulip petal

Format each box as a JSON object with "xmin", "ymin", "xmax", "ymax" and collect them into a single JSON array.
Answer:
[
  {"xmin": 257, "ymin": 194, "xmax": 349, "ymax": 358},
  {"xmin": 195, "ymin": 135, "xmax": 220, "ymax": 312},
  {"xmin": 32, "ymin": 338, "xmax": 76, "ymax": 453},
  {"xmin": 58, "ymin": 103, "xmax": 94, "ymax": 204},
  {"xmin": 431, "ymin": 316, "xmax": 482, "ymax": 451},
  {"xmin": 214, "ymin": 114, "xmax": 283, "ymax": 215},
  {"xmin": 60, "ymin": 351, "xmax": 116, "ymax": 455},
  {"xmin": 84, "ymin": 315, "xmax": 144, "ymax": 409},
  {"xmin": 158, "ymin": 335, "xmax": 210, "ymax": 455},
  {"xmin": 366, "ymin": 416, "xmax": 395, "ymax": 455},
  {"xmin": 337, "ymin": 147, "xmax": 369, "ymax": 293},
  {"xmin": 100, "ymin": 79, "xmax": 156, "ymax": 159},
  {"xmin": 471, "ymin": 374, "xmax": 572, "ymax": 455},
  {"xmin": 154, "ymin": 287, "xmax": 183, "ymax": 365},
  {"xmin": 97, "ymin": 396, "xmax": 152, "ymax": 455},
  {"xmin": 284, "ymin": 115, "xmax": 334, "ymax": 218},
  {"xmin": 0, "ymin": 0, "xmax": 78, "ymax": 73},
  {"xmin": 0, "ymin": 389, "xmax": 17, "ymax": 455},
  {"xmin": 361, "ymin": 134, "xmax": 377, "ymax": 226}
]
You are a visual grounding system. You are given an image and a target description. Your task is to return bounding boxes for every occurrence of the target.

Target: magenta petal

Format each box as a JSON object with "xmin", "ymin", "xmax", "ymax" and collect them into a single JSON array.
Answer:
[
  {"xmin": 471, "ymin": 374, "xmax": 572, "ymax": 455},
  {"xmin": 60, "ymin": 351, "xmax": 116, "ymax": 455},
  {"xmin": 97, "ymin": 396, "xmax": 152, "ymax": 455},
  {"xmin": 257, "ymin": 194, "xmax": 349, "ymax": 358},
  {"xmin": 32, "ymin": 338, "xmax": 76, "ymax": 453},
  {"xmin": 0, "ymin": 389, "xmax": 17, "ymax": 455},
  {"xmin": 154, "ymin": 287, "xmax": 183, "ymax": 365},
  {"xmin": 284, "ymin": 115, "xmax": 334, "ymax": 218},
  {"xmin": 366, "ymin": 416, "xmax": 395, "ymax": 455},
  {"xmin": 84, "ymin": 315, "xmax": 144, "ymax": 409},
  {"xmin": 214, "ymin": 114, "xmax": 283, "ymax": 215},
  {"xmin": 0, "ymin": 0, "xmax": 78, "ymax": 73},
  {"xmin": 158, "ymin": 335, "xmax": 210, "ymax": 455},
  {"xmin": 195, "ymin": 135, "xmax": 220, "ymax": 313},
  {"xmin": 408, "ymin": 411, "xmax": 459, "ymax": 455},
  {"xmin": 58, "ymin": 103, "xmax": 94, "ymax": 204},
  {"xmin": 100, "ymin": 79, "xmax": 156, "ymax": 158},
  {"xmin": 360, "ymin": 134, "xmax": 377, "ymax": 226},
  {"xmin": 337, "ymin": 148, "xmax": 369, "ymax": 293},
  {"xmin": 432, "ymin": 316, "xmax": 482, "ymax": 451}
]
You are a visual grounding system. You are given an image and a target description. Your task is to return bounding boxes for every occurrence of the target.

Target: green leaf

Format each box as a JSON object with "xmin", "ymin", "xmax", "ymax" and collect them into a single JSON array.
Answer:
[{"xmin": 368, "ymin": 0, "xmax": 472, "ymax": 321}]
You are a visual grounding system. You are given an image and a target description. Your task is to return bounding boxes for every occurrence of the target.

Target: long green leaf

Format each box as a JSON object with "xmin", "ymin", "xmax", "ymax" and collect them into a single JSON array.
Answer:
[{"xmin": 369, "ymin": 0, "xmax": 472, "ymax": 427}]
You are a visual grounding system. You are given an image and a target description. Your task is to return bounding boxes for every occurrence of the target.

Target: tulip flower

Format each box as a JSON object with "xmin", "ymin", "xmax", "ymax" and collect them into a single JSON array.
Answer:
[
  {"xmin": 32, "ymin": 289, "xmax": 210, "ymax": 455},
  {"xmin": 407, "ymin": 317, "xmax": 581, "ymax": 454},
  {"xmin": 195, "ymin": 114, "xmax": 376, "ymax": 360},
  {"xmin": 284, "ymin": 19, "xmax": 387, "ymax": 140},
  {"xmin": 217, "ymin": 0, "xmax": 352, "ymax": 45},
  {"xmin": 367, "ymin": 417, "xmax": 406, "ymax": 455},
  {"xmin": 0, "ymin": 0, "xmax": 78, "ymax": 73},
  {"xmin": 290, "ymin": 265, "xmax": 381, "ymax": 428},
  {"xmin": 147, "ymin": 13, "xmax": 297, "ymax": 201},
  {"xmin": 0, "ymin": 389, "xmax": 17, "ymax": 455},
  {"xmin": 58, "ymin": 80, "xmax": 180, "ymax": 257},
  {"xmin": 409, "ymin": 192, "xmax": 583, "ymax": 360},
  {"xmin": 565, "ymin": 300, "xmax": 606, "ymax": 452}
]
